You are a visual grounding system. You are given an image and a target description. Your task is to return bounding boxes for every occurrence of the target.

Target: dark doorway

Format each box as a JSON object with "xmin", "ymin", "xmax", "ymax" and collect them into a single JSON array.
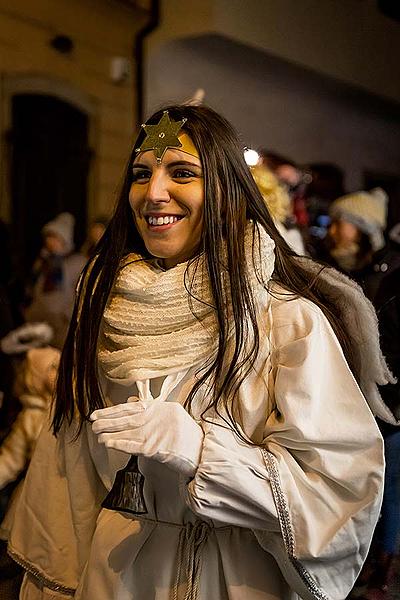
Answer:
[{"xmin": 9, "ymin": 94, "xmax": 91, "ymax": 277}]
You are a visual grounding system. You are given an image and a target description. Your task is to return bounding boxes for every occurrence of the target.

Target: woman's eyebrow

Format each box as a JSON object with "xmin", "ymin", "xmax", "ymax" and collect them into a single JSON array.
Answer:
[
  {"xmin": 132, "ymin": 160, "xmax": 202, "ymax": 170},
  {"xmin": 166, "ymin": 160, "xmax": 202, "ymax": 168}
]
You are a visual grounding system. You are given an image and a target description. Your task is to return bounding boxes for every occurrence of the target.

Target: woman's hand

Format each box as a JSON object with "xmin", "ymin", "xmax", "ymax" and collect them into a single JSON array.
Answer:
[{"xmin": 91, "ymin": 399, "xmax": 204, "ymax": 479}]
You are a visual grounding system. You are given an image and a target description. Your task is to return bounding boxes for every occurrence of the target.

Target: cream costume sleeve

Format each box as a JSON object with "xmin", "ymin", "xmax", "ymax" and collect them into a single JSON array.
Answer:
[{"xmin": 185, "ymin": 295, "xmax": 384, "ymax": 600}]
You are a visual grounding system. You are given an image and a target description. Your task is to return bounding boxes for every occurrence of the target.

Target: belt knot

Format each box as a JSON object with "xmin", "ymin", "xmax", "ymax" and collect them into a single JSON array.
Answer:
[{"xmin": 172, "ymin": 520, "xmax": 211, "ymax": 600}]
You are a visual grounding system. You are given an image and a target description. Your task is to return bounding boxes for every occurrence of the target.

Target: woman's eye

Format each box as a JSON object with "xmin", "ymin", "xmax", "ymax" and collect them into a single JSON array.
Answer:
[
  {"xmin": 132, "ymin": 170, "xmax": 151, "ymax": 182},
  {"xmin": 173, "ymin": 169, "xmax": 196, "ymax": 179}
]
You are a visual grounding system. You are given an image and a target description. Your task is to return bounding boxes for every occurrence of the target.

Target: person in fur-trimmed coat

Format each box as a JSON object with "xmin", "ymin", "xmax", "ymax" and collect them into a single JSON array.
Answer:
[
  {"xmin": 0, "ymin": 347, "xmax": 60, "ymax": 599},
  {"xmin": 0, "ymin": 347, "xmax": 60, "ymax": 501}
]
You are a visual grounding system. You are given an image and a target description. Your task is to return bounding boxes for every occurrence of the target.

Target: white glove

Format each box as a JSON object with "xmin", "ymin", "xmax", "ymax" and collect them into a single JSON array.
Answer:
[{"xmin": 91, "ymin": 399, "xmax": 204, "ymax": 480}]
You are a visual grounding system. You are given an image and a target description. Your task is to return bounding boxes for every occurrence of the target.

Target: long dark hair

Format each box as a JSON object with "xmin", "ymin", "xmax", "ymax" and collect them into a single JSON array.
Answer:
[{"xmin": 53, "ymin": 105, "xmax": 354, "ymax": 437}]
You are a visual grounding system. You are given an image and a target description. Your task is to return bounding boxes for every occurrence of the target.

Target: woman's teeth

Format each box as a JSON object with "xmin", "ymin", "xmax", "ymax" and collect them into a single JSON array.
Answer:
[{"xmin": 147, "ymin": 215, "xmax": 181, "ymax": 226}]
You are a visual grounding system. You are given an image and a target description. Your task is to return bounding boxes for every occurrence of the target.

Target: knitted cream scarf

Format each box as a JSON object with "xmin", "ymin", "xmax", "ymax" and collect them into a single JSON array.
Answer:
[{"xmin": 98, "ymin": 223, "xmax": 276, "ymax": 383}]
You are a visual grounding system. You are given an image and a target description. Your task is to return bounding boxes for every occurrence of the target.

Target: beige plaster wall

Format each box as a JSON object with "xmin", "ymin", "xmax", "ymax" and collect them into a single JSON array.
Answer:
[{"xmin": 0, "ymin": 0, "xmax": 146, "ymax": 221}]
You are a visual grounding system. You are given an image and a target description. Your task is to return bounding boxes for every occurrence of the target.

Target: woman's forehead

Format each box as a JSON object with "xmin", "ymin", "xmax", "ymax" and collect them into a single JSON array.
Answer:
[{"xmin": 133, "ymin": 147, "xmax": 202, "ymax": 167}]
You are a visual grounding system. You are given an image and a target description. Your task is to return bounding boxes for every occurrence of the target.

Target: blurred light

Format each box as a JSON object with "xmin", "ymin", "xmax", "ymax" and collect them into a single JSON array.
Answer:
[
  {"xmin": 244, "ymin": 148, "xmax": 260, "ymax": 166},
  {"xmin": 316, "ymin": 214, "xmax": 331, "ymax": 228}
]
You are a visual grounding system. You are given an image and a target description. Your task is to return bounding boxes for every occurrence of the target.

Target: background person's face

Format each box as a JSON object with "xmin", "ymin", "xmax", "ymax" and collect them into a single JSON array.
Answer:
[
  {"xmin": 89, "ymin": 223, "xmax": 106, "ymax": 245},
  {"xmin": 129, "ymin": 146, "xmax": 204, "ymax": 269},
  {"xmin": 329, "ymin": 219, "xmax": 360, "ymax": 248},
  {"xmin": 44, "ymin": 232, "xmax": 66, "ymax": 255}
]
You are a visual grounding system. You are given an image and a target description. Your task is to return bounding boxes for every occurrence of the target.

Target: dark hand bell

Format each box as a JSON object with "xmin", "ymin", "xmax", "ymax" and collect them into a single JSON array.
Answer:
[{"xmin": 101, "ymin": 454, "xmax": 147, "ymax": 515}]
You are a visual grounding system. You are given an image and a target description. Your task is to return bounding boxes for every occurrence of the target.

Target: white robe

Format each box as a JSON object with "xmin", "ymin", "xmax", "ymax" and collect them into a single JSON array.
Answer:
[{"xmin": 10, "ymin": 292, "xmax": 384, "ymax": 600}]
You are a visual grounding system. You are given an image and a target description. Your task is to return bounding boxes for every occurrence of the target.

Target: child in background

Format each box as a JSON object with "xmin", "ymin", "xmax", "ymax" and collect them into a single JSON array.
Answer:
[{"xmin": 24, "ymin": 212, "xmax": 86, "ymax": 349}]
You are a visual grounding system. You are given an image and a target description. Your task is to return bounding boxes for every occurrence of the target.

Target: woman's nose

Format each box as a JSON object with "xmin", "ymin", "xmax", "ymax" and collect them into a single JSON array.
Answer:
[{"xmin": 145, "ymin": 172, "xmax": 170, "ymax": 203}]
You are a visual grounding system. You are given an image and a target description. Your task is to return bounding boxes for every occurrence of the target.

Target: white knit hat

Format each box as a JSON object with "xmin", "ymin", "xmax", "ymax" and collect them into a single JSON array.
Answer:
[
  {"xmin": 329, "ymin": 188, "xmax": 388, "ymax": 251},
  {"xmin": 42, "ymin": 212, "xmax": 75, "ymax": 253}
]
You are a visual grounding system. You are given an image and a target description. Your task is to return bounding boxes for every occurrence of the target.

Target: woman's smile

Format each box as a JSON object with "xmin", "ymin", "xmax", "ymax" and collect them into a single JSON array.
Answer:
[{"xmin": 144, "ymin": 213, "xmax": 185, "ymax": 230}]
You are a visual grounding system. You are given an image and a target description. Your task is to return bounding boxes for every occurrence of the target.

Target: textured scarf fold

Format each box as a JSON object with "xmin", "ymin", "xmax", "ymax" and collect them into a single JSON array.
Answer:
[{"xmin": 98, "ymin": 223, "xmax": 275, "ymax": 382}]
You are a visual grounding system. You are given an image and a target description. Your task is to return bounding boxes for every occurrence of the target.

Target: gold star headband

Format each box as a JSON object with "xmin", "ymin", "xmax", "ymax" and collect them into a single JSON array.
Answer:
[{"xmin": 135, "ymin": 111, "xmax": 199, "ymax": 163}]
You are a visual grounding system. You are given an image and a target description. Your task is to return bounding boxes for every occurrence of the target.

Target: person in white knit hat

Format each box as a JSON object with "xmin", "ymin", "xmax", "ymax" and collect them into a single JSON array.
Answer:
[
  {"xmin": 8, "ymin": 105, "xmax": 393, "ymax": 600},
  {"xmin": 323, "ymin": 188, "xmax": 400, "ymax": 300},
  {"xmin": 329, "ymin": 187, "xmax": 387, "ymax": 257},
  {"xmin": 24, "ymin": 212, "xmax": 86, "ymax": 349},
  {"xmin": 41, "ymin": 212, "xmax": 76, "ymax": 255}
]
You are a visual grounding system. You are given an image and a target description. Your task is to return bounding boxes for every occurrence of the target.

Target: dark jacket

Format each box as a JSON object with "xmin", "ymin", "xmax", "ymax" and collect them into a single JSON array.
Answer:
[{"xmin": 375, "ymin": 267, "xmax": 400, "ymax": 435}]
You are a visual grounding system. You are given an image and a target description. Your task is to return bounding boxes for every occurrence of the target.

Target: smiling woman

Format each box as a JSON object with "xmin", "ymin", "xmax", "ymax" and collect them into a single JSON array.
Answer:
[
  {"xmin": 130, "ymin": 147, "xmax": 204, "ymax": 268},
  {"xmin": 7, "ymin": 105, "xmax": 397, "ymax": 600}
]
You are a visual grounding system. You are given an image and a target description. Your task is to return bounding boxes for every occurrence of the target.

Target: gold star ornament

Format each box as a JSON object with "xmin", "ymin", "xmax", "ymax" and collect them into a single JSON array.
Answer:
[{"xmin": 135, "ymin": 111, "xmax": 198, "ymax": 163}]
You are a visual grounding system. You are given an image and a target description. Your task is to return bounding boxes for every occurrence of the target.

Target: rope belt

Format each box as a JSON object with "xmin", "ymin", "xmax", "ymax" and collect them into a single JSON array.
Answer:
[
  {"xmin": 133, "ymin": 515, "xmax": 226, "ymax": 600},
  {"xmin": 172, "ymin": 520, "xmax": 210, "ymax": 600}
]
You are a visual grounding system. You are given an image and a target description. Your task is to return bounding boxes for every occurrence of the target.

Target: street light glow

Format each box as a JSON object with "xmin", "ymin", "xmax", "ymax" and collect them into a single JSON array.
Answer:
[{"xmin": 244, "ymin": 148, "xmax": 260, "ymax": 166}]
